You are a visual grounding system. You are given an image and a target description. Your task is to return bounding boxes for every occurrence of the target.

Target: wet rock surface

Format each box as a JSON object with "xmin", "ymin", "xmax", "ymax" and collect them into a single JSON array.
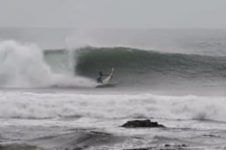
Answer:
[
  {"xmin": 124, "ymin": 143, "xmax": 189, "ymax": 150},
  {"xmin": 121, "ymin": 119, "xmax": 165, "ymax": 128}
]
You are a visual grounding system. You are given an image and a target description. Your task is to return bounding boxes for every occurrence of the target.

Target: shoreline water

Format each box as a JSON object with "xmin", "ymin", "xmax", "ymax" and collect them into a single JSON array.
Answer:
[
  {"xmin": 1, "ymin": 118, "xmax": 226, "ymax": 150},
  {"xmin": 0, "ymin": 89, "xmax": 226, "ymax": 149}
]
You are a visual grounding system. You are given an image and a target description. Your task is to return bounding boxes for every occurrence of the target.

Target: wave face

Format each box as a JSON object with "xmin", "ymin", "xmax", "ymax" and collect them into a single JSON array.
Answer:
[{"xmin": 76, "ymin": 47, "xmax": 226, "ymax": 89}]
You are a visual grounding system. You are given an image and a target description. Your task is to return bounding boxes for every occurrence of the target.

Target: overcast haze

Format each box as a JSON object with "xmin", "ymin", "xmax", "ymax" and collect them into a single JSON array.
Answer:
[{"xmin": 0, "ymin": 0, "xmax": 226, "ymax": 28}]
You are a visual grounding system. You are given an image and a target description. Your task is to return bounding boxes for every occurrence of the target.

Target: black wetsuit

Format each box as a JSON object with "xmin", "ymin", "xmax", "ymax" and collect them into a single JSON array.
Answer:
[{"xmin": 97, "ymin": 72, "xmax": 104, "ymax": 83}]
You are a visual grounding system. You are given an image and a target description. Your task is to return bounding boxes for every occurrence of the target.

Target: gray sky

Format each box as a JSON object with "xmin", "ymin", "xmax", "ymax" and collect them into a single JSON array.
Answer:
[{"xmin": 0, "ymin": 0, "xmax": 226, "ymax": 28}]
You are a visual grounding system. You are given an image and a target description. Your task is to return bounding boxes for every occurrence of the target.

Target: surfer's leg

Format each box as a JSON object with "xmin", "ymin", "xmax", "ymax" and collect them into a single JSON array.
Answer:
[{"xmin": 97, "ymin": 77, "xmax": 103, "ymax": 83}]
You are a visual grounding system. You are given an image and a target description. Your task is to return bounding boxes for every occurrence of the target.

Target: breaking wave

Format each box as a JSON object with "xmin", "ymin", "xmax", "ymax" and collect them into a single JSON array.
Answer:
[
  {"xmin": 0, "ymin": 40, "xmax": 95, "ymax": 88},
  {"xmin": 1, "ymin": 91, "xmax": 226, "ymax": 124},
  {"xmin": 1, "ymin": 40, "xmax": 226, "ymax": 89},
  {"xmin": 75, "ymin": 47, "xmax": 226, "ymax": 88}
]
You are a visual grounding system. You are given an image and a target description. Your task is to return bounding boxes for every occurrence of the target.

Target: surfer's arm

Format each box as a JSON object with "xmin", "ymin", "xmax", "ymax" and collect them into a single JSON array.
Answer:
[{"xmin": 103, "ymin": 68, "xmax": 114, "ymax": 76}]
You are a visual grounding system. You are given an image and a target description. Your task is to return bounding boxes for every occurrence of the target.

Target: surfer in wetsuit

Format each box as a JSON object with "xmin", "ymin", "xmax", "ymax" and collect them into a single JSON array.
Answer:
[
  {"xmin": 96, "ymin": 68, "xmax": 114, "ymax": 83},
  {"xmin": 96, "ymin": 71, "xmax": 109, "ymax": 83},
  {"xmin": 97, "ymin": 71, "xmax": 104, "ymax": 83}
]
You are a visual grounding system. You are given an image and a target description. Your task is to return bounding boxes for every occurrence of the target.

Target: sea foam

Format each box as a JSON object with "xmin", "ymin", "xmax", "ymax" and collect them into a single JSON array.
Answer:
[
  {"xmin": 0, "ymin": 91, "xmax": 226, "ymax": 125},
  {"xmin": 0, "ymin": 40, "xmax": 95, "ymax": 88}
]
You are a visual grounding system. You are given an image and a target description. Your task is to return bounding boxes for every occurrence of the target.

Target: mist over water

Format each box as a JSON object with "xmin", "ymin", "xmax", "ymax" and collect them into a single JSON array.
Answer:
[
  {"xmin": 0, "ymin": 40, "xmax": 95, "ymax": 88},
  {"xmin": 0, "ymin": 40, "xmax": 53, "ymax": 87},
  {"xmin": 2, "ymin": 28, "xmax": 226, "ymax": 55},
  {"xmin": 65, "ymin": 29, "xmax": 226, "ymax": 56}
]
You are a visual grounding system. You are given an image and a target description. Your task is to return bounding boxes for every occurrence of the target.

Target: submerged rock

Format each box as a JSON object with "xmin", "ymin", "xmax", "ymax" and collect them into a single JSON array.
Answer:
[
  {"xmin": 124, "ymin": 143, "xmax": 189, "ymax": 150},
  {"xmin": 121, "ymin": 119, "xmax": 165, "ymax": 128},
  {"xmin": 124, "ymin": 148, "xmax": 152, "ymax": 150}
]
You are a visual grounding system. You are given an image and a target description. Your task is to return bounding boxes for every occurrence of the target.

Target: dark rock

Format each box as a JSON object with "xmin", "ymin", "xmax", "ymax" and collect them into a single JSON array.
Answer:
[
  {"xmin": 121, "ymin": 119, "xmax": 165, "ymax": 128},
  {"xmin": 181, "ymin": 144, "xmax": 188, "ymax": 147},
  {"xmin": 73, "ymin": 147, "xmax": 83, "ymax": 150},
  {"xmin": 124, "ymin": 148, "xmax": 153, "ymax": 150},
  {"xmin": 164, "ymin": 143, "xmax": 188, "ymax": 148},
  {"xmin": 203, "ymin": 134, "xmax": 220, "ymax": 138},
  {"xmin": 164, "ymin": 144, "xmax": 170, "ymax": 147}
]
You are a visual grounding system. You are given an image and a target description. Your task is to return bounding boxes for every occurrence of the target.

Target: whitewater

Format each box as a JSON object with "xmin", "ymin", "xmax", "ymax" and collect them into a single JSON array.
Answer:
[
  {"xmin": 1, "ymin": 30, "xmax": 226, "ymax": 150},
  {"xmin": 0, "ymin": 40, "xmax": 95, "ymax": 88}
]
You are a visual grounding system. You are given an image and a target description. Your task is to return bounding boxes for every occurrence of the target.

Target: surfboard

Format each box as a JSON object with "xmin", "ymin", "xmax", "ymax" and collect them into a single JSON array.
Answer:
[
  {"xmin": 96, "ymin": 68, "xmax": 115, "ymax": 88},
  {"xmin": 102, "ymin": 68, "xmax": 114, "ymax": 84}
]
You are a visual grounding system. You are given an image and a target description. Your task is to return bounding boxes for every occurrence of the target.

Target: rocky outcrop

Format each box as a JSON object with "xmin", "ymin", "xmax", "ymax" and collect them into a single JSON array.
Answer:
[
  {"xmin": 124, "ymin": 144, "xmax": 188, "ymax": 150},
  {"xmin": 121, "ymin": 119, "xmax": 165, "ymax": 128}
]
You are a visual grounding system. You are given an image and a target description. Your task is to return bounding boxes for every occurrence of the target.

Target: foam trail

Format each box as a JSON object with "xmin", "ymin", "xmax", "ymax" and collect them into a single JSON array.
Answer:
[
  {"xmin": 0, "ymin": 92, "xmax": 226, "ymax": 124},
  {"xmin": 0, "ymin": 40, "xmax": 95, "ymax": 88}
]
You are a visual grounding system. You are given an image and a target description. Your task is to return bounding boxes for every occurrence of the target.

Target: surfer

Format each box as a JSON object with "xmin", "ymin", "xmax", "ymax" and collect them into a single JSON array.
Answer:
[
  {"xmin": 96, "ymin": 68, "xmax": 114, "ymax": 84},
  {"xmin": 96, "ymin": 71, "xmax": 106, "ymax": 83}
]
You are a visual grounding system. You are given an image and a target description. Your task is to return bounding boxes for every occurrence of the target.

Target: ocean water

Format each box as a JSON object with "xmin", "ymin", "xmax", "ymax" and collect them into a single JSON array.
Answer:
[{"xmin": 0, "ymin": 29, "xmax": 226, "ymax": 150}]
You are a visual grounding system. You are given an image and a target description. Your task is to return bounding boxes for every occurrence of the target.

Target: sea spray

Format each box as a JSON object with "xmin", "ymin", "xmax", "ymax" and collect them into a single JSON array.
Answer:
[
  {"xmin": 0, "ymin": 40, "xmax": 54, "ymax": 87},
  {"xmin": 0, "ymin": 40, "xmax": 95, "ymax": 88}
]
